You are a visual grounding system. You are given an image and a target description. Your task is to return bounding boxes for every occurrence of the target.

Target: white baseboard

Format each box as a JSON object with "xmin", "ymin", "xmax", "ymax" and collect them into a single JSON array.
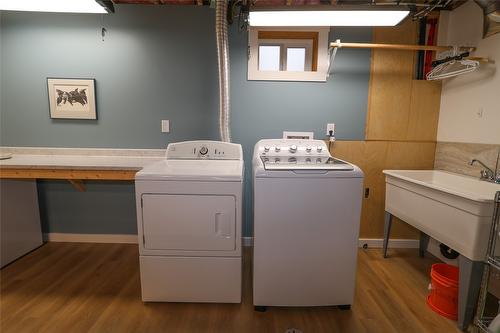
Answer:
[
  {"xmin": 43, "ymin": 233, "xmax": 138, "ymax": 244},
  {"xmin": 244, "ymin": 237, "xmax": 418, "ymax": 249},
  {"xmin": 45, "ymin": 234, "xmax": 252, "ymax": 246},
  {"xmin": 358, "ymin": 238, "xmax": 419, "ymax": 249},
  {"xmin": 42, "ymin": 234, "xmax": 418, "ymax": 249}
]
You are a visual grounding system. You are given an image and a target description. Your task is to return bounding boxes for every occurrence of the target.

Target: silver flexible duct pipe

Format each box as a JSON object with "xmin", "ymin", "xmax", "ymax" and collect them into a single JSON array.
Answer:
[
  {"xmin": 215, "ymin": 0, "xmax": 231, "ymax": 142},
  {"xmin": 474, "ymin": 0, "xmax": 500, "ymax": 38}
]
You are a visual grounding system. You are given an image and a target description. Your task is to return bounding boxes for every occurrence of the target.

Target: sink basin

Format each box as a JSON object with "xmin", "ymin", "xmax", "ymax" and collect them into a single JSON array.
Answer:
[{"xmin": 383, "ymin": 170, "xmax": 500, "ymax": 261}]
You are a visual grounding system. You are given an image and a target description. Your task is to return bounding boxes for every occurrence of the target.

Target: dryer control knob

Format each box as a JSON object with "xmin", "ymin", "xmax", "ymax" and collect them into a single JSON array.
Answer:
[
  {"xmin": 289, "ymin": 145, "xmax": 297, "ymax": 153},
  {"xmin": 317, "ymin": 146, "xmax": 323, "ymax": 153},
  {"xmin": 199, "ymin": 146, "xmax": 208, "ymax": 155},
  {"xmin": 275, "ymin": 147, "xmax": 281, "ymax": 152},
  {"xmin": 264, "ymin": 146, "xmax": 270, "ymax": 152},
  {"xmin": 306, "ymin": 146, "xmax": 312, "ymax": 153}
]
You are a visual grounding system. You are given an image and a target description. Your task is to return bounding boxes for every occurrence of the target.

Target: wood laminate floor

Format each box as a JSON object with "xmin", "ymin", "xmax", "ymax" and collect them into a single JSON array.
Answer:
[{"xmin": 0, "ymin": 243, "xmax": 458, "ymax": 333}]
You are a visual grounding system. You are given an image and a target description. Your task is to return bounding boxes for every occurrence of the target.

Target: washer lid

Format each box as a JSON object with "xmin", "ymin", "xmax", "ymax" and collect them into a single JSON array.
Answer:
[
  {"xmin": 136, "ymin": 159, "xmax": 244, "ymax": 181},
  {"xmin": 261, "ymin": 156, "xmax": 354, "ymax": 171},
  {"xmin": 254, "ymin": 157, "xmax": 363, "ymax": 179}
]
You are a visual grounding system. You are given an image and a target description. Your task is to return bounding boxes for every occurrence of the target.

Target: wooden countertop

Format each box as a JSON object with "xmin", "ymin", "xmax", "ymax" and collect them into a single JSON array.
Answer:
[{"xmin": 0, "ymin": 147, "xmax": 164, "ymax": 185}]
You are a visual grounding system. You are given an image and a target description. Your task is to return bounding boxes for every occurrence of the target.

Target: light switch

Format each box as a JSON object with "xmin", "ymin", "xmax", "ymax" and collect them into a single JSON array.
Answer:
[{"xmin": 161, "ymin": 120, "xmax": 170, "ymax": 133}]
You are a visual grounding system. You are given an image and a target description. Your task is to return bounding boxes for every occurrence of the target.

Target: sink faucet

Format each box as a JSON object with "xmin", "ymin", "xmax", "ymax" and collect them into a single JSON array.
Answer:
[{"xmin": 470, "ymin": 156, "xmax": 500, "ymax": 184}]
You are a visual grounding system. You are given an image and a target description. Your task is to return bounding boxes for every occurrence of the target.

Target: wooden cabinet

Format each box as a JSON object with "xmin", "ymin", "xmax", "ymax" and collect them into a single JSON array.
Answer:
[
  {"xmin": 365, "ymin": 20, "xmax": 442, "ymax": 142},
  {"xmin": 330, "ymin": 19, "xmax": 443, "ymax": 240},
  {"xmin": 331, "ymin": 141, "xmax": 436, "ymax": 239}
]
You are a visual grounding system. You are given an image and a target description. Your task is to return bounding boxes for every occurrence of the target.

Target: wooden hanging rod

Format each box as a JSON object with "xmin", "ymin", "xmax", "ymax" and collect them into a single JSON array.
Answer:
[
  {"xmin": 329, "ymin": 42, "xmax": 476, "ymax": 52},
  {"xmin": 468, "ymin": 57, "xmax": 494, "ymax": 64}
]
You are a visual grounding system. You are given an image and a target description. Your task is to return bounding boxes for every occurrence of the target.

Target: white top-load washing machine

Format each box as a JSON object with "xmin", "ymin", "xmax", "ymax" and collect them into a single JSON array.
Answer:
[
  {"xmin": 252, "ymin": 139, "xmax": 363, "ymax": 309},
  {"xmin": 135, "ymin": 141, "xmax": 243, "ymax": 303}
]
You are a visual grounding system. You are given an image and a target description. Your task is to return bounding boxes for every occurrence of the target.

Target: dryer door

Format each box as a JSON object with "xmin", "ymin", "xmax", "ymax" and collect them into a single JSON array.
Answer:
[{"xmin": 141, "ymin": 194, "xmax": 236, "ymax": 251}]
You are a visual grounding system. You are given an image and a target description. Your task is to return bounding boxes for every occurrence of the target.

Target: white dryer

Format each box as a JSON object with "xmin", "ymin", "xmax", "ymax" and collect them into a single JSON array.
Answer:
[
  {"xmin": 252, "ymin": 139, "xmax": 364, "ymax": 309},
  {"xmin": 135, "ymin": 141, "xmax": 243, "ymax": 303}
]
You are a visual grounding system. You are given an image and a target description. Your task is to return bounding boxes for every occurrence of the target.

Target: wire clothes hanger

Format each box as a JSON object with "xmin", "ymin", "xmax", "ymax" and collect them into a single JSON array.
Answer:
[{"xmin": 426, "ymin": 46, "xmax": 480, "ymax": 80}]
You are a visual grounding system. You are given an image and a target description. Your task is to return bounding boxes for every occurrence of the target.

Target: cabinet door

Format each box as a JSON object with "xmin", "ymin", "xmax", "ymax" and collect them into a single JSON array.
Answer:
[{"xmin": 141, "ymin": 194, "xmax": 235, "ymax": 251}]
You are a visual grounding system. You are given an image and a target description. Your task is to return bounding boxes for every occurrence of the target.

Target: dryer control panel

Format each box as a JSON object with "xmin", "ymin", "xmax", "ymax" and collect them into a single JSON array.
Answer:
[{"xmin": 166, "ymin": 140, "xmax": 243, "ymax": 160}]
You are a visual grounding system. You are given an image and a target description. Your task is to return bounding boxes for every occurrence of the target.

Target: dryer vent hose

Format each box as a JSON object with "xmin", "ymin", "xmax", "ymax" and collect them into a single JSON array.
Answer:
[{"xmin": 216, "ymin": 0, "xmax": 231, "ymax": 143}]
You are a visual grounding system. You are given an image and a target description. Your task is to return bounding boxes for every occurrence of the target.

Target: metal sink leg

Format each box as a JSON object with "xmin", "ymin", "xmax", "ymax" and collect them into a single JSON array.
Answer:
[{"xmin": 458, "ymin": 255, "xmax": 484, "ymax": 331}]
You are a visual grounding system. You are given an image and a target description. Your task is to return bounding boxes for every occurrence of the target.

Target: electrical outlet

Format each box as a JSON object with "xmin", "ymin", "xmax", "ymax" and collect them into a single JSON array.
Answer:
[
  {"xmin": 161, "ymin": 120, "xmax": 170, "ymax": 133},
  {"xmin": 326, "ymin": 123, "xmax": 335, "ymax": 136}
]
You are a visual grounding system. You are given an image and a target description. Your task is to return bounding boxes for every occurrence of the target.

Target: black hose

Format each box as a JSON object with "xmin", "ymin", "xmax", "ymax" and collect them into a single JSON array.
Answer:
[
  {"xmin": 431, "ymin": 52, "xmax": 470, "ymax": 67},
  {"xmin": 440, "ymin": 243, "xmax": 460, "ymax": 260}
]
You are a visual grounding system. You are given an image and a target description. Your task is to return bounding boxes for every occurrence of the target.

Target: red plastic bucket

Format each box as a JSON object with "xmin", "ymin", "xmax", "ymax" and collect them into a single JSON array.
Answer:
[{"xmin": 427, "ymin": 263, "xmax": 459, "ymax": 320}]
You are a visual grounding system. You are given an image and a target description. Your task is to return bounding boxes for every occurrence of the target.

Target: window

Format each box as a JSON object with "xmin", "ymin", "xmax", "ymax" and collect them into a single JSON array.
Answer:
[
  {"xmin": 248, "ymin": 27, "xmax": 329, "ymax": 82},
  {"xmin": 286, "ymin": 48, "xmax": 307, "ymax": 71},
  {"xmin": 258, "ymin": 45, "xmax": 281, "ymax": 71},
  {"xmin": 257, "ymin": 41, "xmax": 312, "ymax": 72}
]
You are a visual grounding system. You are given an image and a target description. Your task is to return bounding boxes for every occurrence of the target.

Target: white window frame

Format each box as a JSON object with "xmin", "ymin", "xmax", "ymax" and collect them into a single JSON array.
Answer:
[
  {"xmin": 248, "ymin": 27, "xmax": 330, "ymax": 82},
  {"xmin": 258, "ymin": 40, "xmax": 313, "ymax": 72}
]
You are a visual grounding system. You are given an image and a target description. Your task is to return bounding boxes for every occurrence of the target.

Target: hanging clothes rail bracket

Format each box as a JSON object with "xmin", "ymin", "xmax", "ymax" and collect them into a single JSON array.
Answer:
[{"xmin": 327, "ymin": 39, "xmax": 341, "ymax": 77}]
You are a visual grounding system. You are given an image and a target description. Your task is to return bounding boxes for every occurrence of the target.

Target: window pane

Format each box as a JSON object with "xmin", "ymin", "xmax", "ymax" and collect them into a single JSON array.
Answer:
[
  {"xmin": 259, "ymin": 45, "xmax": 280, "ymax": 71},
  {"xmin": 286, "ymin": 48, "xmax": 306, "ymax": 72}
]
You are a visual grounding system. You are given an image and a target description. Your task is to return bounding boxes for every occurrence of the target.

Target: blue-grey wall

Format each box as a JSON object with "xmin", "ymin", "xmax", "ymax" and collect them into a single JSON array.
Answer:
[
  {"xmin": 38, "ymin": 181, "xmax": 137, "ymax": 234},
  {"xmin": 0, "ymin": 5, "xmax": 371, "ymax": 237}
]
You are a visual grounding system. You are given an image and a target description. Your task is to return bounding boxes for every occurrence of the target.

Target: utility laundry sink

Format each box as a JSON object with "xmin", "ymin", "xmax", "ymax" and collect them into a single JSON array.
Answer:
[
  {"xmin": 382, "ymin": 170, "xmax": 500, "ymax": 331},
  {"xmin": 383, "ymin": 170, "xmax": 499, "ymax": 261}
]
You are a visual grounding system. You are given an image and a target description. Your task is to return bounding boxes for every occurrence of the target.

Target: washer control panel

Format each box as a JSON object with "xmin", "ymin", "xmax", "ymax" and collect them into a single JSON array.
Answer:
[
  {"xmin": 166, "ymin": 140, "xmax": 243, "ymax": 160},
  {"xmin": 255, "ymin": 139, "xmax": 352, "ymax": 171},
  {"xmin": 256, "ymin": 139, "xmax": 330, "ymax": 158}
]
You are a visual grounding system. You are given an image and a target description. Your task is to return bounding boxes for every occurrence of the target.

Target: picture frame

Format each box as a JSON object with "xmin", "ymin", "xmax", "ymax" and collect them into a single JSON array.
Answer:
[{"xmin": 47, "ymin": 78, "xmax": 97, "ymax": 119}]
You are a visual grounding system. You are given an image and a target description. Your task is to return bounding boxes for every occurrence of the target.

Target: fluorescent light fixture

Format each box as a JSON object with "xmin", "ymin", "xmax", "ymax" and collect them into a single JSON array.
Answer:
[
  {"xmin": 0, "ymin": 0, "xmax": 113, "ymax": 14},
  {"xmin": 249, "ymin": 10, "xmax": 409, "ymax": 27}
]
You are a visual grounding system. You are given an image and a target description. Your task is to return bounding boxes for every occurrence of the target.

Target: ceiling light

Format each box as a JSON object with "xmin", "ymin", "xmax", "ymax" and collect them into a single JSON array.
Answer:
[
  {"xmin": 249, "ymin": 8, "xmax": 409, "ymax": 27},
  {"xmin": 0, "ymin": 0, "xmax": 114, "ymax": 14}
]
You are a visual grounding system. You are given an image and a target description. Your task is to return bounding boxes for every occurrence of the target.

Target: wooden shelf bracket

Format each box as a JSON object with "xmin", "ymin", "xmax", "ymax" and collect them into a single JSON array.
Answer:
[{"xmin": 68, "ymin": 179, "xmax": 86, "ymax": 192}]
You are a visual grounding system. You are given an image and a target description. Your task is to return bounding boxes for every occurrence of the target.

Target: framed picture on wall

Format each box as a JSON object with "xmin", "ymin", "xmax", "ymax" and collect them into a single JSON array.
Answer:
[{"xmin": 47, "ymin": 78, "xmax": 97, "ymax": 119}]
